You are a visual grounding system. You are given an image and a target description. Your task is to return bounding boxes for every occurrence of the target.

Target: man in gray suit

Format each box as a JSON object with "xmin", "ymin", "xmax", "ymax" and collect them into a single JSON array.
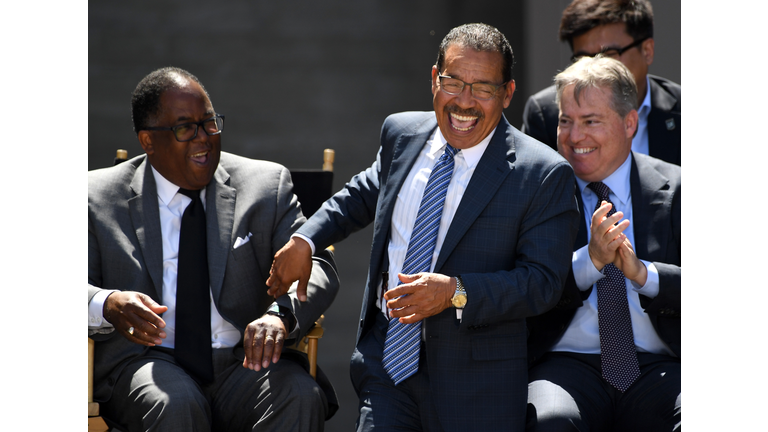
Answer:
[
  {"xmin": 87, "ymin": 67, "xmax": 340, "ymax": 431},
  {"xmin": 525, "ymin": 56, "xmax": 680, "ymax": 431},
  {"xmin": 267, "ymin": 23, "xmax": 580, "ymax": 431},
  {"xmin": 522, "ymin": 0, "xmax": 681, "ymax": 166}
]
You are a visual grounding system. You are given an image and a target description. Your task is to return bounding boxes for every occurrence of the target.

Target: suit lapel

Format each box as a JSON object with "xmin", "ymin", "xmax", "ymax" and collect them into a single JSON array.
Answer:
[
  {"xmin": 647, "ymin": 78, "xmax": 679, "ymax": 161},
  {"xmin": 574, "ymin": 187, "xmax": 588, "ymax": 249},
  {"xmin": 128, "ymin": 160, "xmax": 164, "ymax": 302},
  {"xmin": 630, "ymin": 153, "xmax": 671, "ymax": 259},
  {"xmin": 435, "ymin": 116, "xmax": 515, "ymax": 271},
  {"xmin": 206, "ymin": 165, "xmax": 237, "ymax": 304}
]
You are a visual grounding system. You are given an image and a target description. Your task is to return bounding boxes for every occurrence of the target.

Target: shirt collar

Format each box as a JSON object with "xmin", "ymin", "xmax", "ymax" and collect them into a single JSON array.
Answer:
[
  {"xmin": 575, "ymin": 152, "xmax": 632, "ymax": 207},
  {"xmin": 150, "ymin": 164, "xmax": 206, "ymax": 205},
  {"xmin": 431, "ymin": 125, "xmax": 494, "ymax": 169}
]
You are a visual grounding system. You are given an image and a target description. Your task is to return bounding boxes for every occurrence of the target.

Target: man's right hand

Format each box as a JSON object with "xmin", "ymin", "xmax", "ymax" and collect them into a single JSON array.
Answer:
[
  {"xmin": 103, "ymin": 291, "xmax": 167, "ymax": 346},
  {"xmin": 267, "ymin": 237, "xmax": 312, "ymax": 301}
]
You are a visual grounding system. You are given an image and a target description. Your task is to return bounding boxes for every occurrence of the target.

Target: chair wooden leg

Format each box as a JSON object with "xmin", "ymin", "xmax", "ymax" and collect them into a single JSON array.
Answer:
[{"xmin": 307, "ymin": 338, "xmax": 318, "ymax": 379}]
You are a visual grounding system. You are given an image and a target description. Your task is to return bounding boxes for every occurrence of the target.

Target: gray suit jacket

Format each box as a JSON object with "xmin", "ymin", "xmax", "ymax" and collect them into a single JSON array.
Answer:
[
  {"xmin": 527, "ymin": 152, "xmax": 681, "ymax": 364},
  {"xmin": 522, "ymin": 74, "xmax": 681, "ymax": 166},
  {"xmin": 297, "ymin": 111, "xmax": 580, "ymax": 431},
  {"xmin": 88, "ymin": 151, "xmax": 339, "ymax": 404}
]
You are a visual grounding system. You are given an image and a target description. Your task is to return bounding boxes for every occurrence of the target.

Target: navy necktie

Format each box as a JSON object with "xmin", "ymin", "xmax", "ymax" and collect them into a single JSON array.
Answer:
[
  {"xmin": 587, "ymin": 181, "xmax": 640, "ymax": 392},
  {"xmin": 382, "ymin": 144, "xmax": 459, "ymax": 385},
  {"xmin": 174, "ymin": 188, "xmax": 214, "ymax": 383}
]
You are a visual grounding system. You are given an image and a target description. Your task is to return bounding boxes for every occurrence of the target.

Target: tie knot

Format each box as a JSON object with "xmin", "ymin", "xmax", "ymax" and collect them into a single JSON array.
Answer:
[
  {"xmin": 442, "ymin": 144, "xmax": 460, "ymax": 160},
  {"xmin": 178, "ymin": 188, "xmax": 201, "ymax": 200},
  {"xmin": 587, "ymin": 182, "xmax": 612, "ymax": 202}
]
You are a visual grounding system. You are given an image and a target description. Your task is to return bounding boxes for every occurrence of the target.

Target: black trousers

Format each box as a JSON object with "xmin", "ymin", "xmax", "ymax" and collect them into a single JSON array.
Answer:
[{"xmin": 527, "ymin": 351, "xmax": 681, "ymax": 432}]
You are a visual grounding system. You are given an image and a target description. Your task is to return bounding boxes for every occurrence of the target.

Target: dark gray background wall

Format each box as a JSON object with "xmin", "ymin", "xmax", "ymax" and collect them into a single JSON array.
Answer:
[{"xmin": 88, "ymin": 2, "xmax": 679, "ymax": 430}]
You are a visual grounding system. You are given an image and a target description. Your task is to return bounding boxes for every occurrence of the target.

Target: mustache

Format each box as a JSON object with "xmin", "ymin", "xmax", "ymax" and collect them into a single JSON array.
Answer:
[{"xmin": 445, "ymin": 105, "xmax": 483, "ymax": 119}]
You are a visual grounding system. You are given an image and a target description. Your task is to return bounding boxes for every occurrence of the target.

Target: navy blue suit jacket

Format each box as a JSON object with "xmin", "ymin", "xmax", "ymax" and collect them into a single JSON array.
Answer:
[
  {"xmin": 527, "ymin": 152, "xmax": 681, "ymax": 364},
  {"xmin": 522, "ymin": 75, "xmax": 681, "ymax": 166},
  {"xmin": 298, "ymin": 111, "xmax": 580, "ymax": 431}
]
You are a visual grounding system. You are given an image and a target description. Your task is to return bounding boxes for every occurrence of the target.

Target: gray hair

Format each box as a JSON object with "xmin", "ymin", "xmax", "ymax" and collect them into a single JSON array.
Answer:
[
  {"xmin": 554, "ymin": 55, "xmax": 637, "ymax": 117},
  {"xmin": 435, "ymin": 23, "xmax": 514, "ymax": 84}
]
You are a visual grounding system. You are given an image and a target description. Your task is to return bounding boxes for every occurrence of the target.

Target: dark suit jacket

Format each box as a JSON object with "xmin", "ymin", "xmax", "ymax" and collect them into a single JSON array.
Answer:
[
  {"xmin": 527, "ymin": 152, "xmax": 681, "ymax": 364},
  {"xmin": 88, "ymin": 152, "xmax": 340, "ymax": 406},
  {"xmin": 297, "ymin": 111, "xmax": 580, "ymax": 431},
  {"xmin": 522, "ymin": 74, "xmax": 682, "ymax": 166}
]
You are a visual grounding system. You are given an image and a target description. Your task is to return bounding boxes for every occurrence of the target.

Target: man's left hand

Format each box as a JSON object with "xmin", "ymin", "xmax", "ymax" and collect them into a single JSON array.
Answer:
[
  {"xmin": 242, "ymin": 314, "xmax": 286, "ymax": 371},
  {"xmin": 384, "ymin": 273, "xmax": 455, "ymax": 324},
  {"xmin": 614, "ymin": 237, "xmax": 648, "ymax": 286}
]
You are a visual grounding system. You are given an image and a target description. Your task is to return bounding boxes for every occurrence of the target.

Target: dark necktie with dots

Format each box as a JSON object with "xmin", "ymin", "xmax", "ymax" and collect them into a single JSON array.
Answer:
[
  {"xmin": 587, "ymin": 181, "xmax": 641, "ymax": 392},
  {"xmin": 175, "ymin": 188, "xmax": 214, "ymax": 383}
]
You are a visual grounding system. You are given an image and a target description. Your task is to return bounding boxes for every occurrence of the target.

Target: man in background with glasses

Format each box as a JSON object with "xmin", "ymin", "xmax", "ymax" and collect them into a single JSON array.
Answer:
[
  {"xmin": 522, "ymin": 0, "xmax": 681, "ymax": 166},
  {"xmin": 88, "ymin": 66, "xmax": 340, "ymax": 431},
  {"xmin": 267, "ymin": 23, "xmax": 580, "ymax": 431}
]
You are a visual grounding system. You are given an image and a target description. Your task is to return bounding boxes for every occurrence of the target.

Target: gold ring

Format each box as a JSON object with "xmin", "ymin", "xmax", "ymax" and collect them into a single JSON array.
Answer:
[{"xmin": 265, "ymin": 336, "xmax": 275, "ymax": 342}]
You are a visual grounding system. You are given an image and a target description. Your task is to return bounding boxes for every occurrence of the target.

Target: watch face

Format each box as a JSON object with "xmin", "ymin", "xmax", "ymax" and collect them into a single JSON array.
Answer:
[{"xmin": 452, "ymin": 294, "xmax": 467, "ymax": 308}]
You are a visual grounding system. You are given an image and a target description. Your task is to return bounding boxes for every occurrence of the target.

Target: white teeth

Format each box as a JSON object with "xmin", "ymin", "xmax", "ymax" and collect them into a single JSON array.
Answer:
[
  {"xmin": 191, "ymin": 151, "xmax": 207, "ymax": 158},
  {"xmin": 574, "ymin": 147, "xmax": 596, "ymax": 154},
  {"xmin": 450, "ymin": 113, "xmax": 478, "ymax": 122},
  {"xmin": 453, "ymin": 125, "xmax": 474, "ymax": 131}
]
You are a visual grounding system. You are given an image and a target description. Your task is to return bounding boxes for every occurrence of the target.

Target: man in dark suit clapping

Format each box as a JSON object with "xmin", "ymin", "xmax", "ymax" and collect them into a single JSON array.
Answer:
[{"xmin": 526, "ymin": 55, "xmax": 680, "ymax": 432}]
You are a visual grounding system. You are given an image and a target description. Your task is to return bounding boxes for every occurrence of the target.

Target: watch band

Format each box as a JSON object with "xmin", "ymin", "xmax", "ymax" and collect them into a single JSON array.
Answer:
[{"xmin": 266, "ymin": 303, "xmax": 295, "ymax": 332}]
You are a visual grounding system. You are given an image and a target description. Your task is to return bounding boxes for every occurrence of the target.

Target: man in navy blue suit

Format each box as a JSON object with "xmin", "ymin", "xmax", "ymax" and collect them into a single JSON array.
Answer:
[
  {"xmin": 268, "ymin": 23, "xmax": 580, "ymax": 431},
  {"xmin": 525, "ymin": 55, "xmax": 680, "ymax": 431}
]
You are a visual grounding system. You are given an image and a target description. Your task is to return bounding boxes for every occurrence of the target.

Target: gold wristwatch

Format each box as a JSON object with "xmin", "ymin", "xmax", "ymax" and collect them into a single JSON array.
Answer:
[{"xmin": 451, "ymin": 276, "xmax": 467, "ymax": 308}]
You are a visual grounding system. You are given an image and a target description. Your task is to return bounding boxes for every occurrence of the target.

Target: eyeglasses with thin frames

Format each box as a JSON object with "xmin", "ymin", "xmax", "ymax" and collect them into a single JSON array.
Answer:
[
  {"xmin": 570, "ymin": 37, "xmax": 649, "ymax": 63},
  {"xmin": 437, "ymin": 75, "xmax": 506, "ymax": 101},
  {"xmin": 144, "ymin": 114, "xmax": 225, "ymax": 142}
]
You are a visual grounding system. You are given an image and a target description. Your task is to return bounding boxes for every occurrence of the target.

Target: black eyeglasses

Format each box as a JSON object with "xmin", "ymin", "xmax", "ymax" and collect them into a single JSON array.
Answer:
[
  {"xmin": 437, "ymin": 75, "xmax": 506, "ymax": 101},
  {"xmin": 144, "ymin": 114, "xmax": 225, "ymax": 142},
  {"xmin": 570, "ymin": 37, "xmax": 648, "ymax": 63}
]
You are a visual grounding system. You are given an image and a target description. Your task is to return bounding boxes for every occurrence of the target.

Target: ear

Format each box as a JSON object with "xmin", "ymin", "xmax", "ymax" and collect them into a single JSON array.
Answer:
[
  {"xmin": 624, "ymin": 109, "xmax": 639, "ymax": 140},
  {"xmin": 502, "ymin": 80, "xmax": 516, "ymax": 109},
  {"xmin": 431, "ymin": 65, "xmax": 439, "ymax": 96},
  {"xmin": 138, "ymin": 130, "xmax": 154, "ymax": 155},
  {"xmin": 641, "ymin": 38, "xmax": 655, "ymax": 66}
]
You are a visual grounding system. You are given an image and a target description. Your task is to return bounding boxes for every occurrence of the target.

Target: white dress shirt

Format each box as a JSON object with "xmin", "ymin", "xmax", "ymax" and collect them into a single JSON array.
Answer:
[
  {"xmin": 631, "ymin": 76, "xmax": 652, "ymax": 156},
  {"xmin": 551, "ymin": 153, "xmax": 675, "ymax": 357},
  {"xmin": 87, "ymin": 166, "xmax": 241, "ymax": 349}
]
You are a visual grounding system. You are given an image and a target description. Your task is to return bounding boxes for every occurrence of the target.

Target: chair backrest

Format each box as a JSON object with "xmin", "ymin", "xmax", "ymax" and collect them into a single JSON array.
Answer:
[{"xmin": 289, "ymin": 149, "xmax": 334, "ymax": 217}]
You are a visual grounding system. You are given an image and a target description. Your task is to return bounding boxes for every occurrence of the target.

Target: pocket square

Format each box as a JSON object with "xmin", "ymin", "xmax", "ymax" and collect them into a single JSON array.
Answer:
[{"xmin": 233, "ymin": 232, "xmax": 253, "ymax": 249}]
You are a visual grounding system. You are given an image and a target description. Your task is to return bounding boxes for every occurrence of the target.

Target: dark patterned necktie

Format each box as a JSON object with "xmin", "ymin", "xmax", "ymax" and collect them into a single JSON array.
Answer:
[
  {"xmin": 587, "ymin": 181, "xmax": 640, "ymax": 392},
  {"xmin": 382, "ymin": 144, "xmax": 459, "ymax": 385},
  {"xmin": 174, "ymin": 188, "xmax": 214, "ymax": 383}
]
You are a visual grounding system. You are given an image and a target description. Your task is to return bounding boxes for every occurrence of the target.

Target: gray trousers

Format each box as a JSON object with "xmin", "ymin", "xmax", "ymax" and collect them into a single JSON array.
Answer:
[{"xmin": 102, "ymin": 347, "xmax": 327, "ymax": 432}]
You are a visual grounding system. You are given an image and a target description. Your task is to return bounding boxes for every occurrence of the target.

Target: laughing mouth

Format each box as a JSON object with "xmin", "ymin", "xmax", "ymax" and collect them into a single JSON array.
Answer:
[
  {"xmin": 190, "ymin": 150, "xmax": 209, "ymax": 162},
  {"xmin": 449, "ymin": 112, "xmax": 479, "ymax": 132},
  {"xmin": 573, "ymin": 147, "xmax": 596, "ymax": 154}
]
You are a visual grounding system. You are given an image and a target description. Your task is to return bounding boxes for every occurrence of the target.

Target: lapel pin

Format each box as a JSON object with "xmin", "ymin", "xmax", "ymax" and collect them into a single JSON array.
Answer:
[{"xmin": 665, "ymin": 118, "xmax": 676, "ymax": 130}]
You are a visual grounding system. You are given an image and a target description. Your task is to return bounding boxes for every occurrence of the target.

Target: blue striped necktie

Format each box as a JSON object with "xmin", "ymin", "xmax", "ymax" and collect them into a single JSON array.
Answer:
[
  {"xmin": 382, "ymin": 143, "xmax": 459, "ymax": 385},
  {"xmin": 588, "ymin": 181, "xmax": 640, "ymax": 392}
]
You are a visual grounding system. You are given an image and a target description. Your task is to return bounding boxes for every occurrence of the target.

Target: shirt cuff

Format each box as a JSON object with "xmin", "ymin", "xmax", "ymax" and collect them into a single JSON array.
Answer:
[
  {"xmin": 291, "ymin": 233, "xmax": 316, "ymax": 255},
  {"xmin": 572, "ymin": 246, "xmax": 604, "ymax": 291},
  {"xmin": 88, "ymin": 289, "xmax": 118, "ymax": 329},
  {"xmin": 629, "ymin": 260, "xmax": 659, "ymax": 298}
]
